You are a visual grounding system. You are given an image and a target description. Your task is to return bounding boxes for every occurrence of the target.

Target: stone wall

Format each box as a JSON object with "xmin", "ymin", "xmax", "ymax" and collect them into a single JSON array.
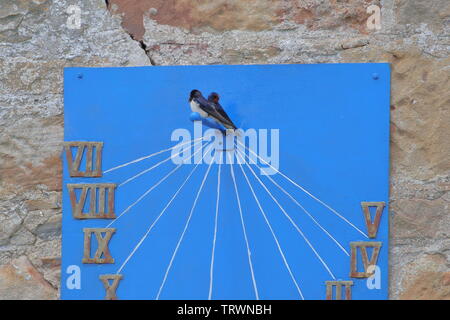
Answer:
[{"xmin": 0, "ymin": 0, "xmax": 448, "ymax": 299}]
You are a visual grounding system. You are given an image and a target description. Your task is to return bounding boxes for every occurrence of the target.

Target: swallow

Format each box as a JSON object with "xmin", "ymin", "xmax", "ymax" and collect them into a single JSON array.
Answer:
[
  {"xmin": 208, "ymin": 92, "xmax": 238, "ymax": 130},
  {"xmin": 189, "ymin": 89, "xmax": 237, "ymax": 130}
]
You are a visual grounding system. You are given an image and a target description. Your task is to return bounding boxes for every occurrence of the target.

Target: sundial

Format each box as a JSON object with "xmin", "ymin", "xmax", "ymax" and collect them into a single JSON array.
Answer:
[{"xmin": 61, "ymin": 64, "xmax": 390, "ymax": 300}]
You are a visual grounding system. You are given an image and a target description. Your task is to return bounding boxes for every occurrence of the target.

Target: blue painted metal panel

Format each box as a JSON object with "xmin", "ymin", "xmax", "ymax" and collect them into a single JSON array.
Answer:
[{"xmin": 61, "ymin": 63, "xmax": 390, "ymax": 300}]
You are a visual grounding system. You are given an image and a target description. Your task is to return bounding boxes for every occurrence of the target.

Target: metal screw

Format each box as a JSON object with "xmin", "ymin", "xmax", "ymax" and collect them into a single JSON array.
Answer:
[
  {"xmin": 372, "ymin": 73, "xmax": 379, "ymax": 80},
  {"xmin": 77, "ymin": 73, "xmax": 83, "ymax": 79}
]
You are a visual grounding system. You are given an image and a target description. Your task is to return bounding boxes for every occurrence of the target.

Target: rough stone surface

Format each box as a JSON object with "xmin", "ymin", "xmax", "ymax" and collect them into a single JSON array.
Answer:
[
  {"xmin": 0, "ymin": 0, "xmax": 449, "ymax": 299},
  {"xmin": 108, "ymin": 0, "xmax": 383, "ymax": 40},
  {"xmin": 0, "ymin": 256, "xmax": 57, "ymax": 300},
  {"xmin": 397, "ymin": 253, "xmax": 450, "ymax": 300},
  {"xmin": 0, "ymin": 0, "xmax": 148, "ymax": 299}
]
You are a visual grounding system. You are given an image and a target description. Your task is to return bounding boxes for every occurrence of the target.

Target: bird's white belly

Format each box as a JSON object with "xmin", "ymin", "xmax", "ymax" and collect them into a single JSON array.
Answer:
[{"xmin": 190, "ymin": 100, "xmax": 208, "ymax": 118}]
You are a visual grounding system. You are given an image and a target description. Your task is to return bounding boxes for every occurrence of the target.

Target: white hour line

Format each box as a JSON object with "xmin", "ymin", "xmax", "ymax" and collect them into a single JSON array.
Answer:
[
  {"xmin": 227, "ymin": 152, "xmax": 259, "ymax": 300},
  {"xmin": 107, "ymin": 142, "xmax": 211, "ymax": 228},
  {"xmin": 119, "ymin": 139, "xmax": 205, "ymax": 187},
  {"xmin": 156, "ymin": 158, "xmax": 215, "ymax": 300},
  {"xmin": 236, "ymin": 156, "xmax": 305, "ymax": 300},
  {"xmin": 236, "ymin": 150, "xmax": 336, "ymax": 280},
  {"xmin": 208, "ymin": 162, "xmax": 221, "ymax": 300},
  {"xmin": 235, "ymin": 139, "xmax": 368, "ymax": 239},
  {"xmin": 104, "ymin": 136, "xmax": 204, "ymax": 173},
  {"xmin": 116, "ymin": 143, "xmax": 214, "ymax": 275},
  {"xmin": 236, "ymin": 148, "xmax": 349, "ymax": 256}
]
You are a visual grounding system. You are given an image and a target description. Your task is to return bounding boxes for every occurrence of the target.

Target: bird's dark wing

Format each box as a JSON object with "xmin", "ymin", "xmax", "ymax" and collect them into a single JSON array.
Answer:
[
  {"xmin": 213, "ymin": 102, "xmax": 237, "ymax": 129},
  {"xmin": 195, "ymin": 96, "xmax": 236, "ymax": 128},
  {"xmin": 194, "ymin": 95, "xmax": 216, "ymax": 115}
]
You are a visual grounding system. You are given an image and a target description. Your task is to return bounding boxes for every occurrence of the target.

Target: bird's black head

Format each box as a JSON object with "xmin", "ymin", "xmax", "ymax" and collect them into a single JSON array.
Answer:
[
  {"xmin": 208, "ymin": 92, "xmax": 220, "ymax": 103},
  {"xmin": 189, "ymin": 89, "xmax": 201, "ymax": 102}
]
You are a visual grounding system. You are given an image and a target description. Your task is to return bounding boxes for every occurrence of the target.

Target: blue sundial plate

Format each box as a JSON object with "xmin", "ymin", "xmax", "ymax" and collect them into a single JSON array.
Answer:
[{"xmin": 62, "ymin": 64, "xmax": 390, "ymax": 300}]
